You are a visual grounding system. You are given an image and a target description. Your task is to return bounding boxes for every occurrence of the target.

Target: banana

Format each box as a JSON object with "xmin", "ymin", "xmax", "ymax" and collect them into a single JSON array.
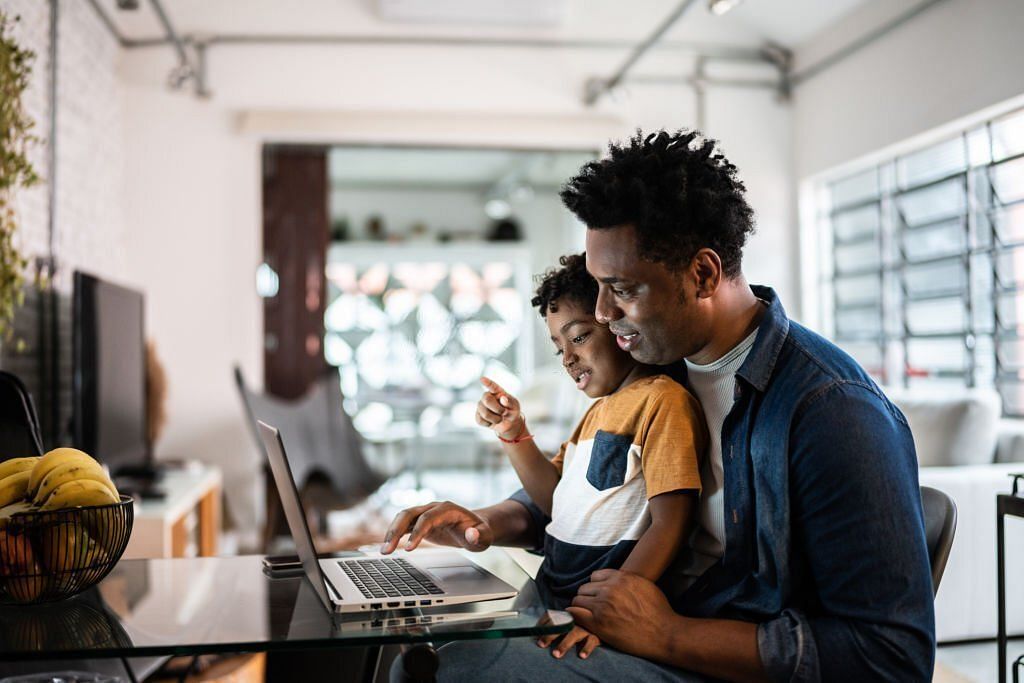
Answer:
[
  {"xmin": 28, "ymin": 448, "xmax": 101, "ymax": 498},
  {"xmin": 0, "ymin": 471, "xmax": 31, "ymax": 508},
  {"xmin": 0, "ymin": 457, "xmax": 39, "ymax": 482},
  {"xmin": 41, "ymin": 523, "xmax": 109, "ymax": 575},
  {"xmin": 39, "ymin": 479, "xmax": 118, "ymax": 511},
  {"xmin": 33, "ymin": 461, "xmax": 118, "ymax": 506}
]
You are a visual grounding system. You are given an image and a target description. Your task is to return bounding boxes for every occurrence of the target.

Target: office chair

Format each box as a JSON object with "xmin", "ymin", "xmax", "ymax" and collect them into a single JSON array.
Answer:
[
  {"xmin": 234, "ymin": 366, "xmax": 388, "ymax": 547},
  {"xmin": 921, "ymin": 485, "xmax": 957, "ymax": 595},
  {"xmin": 0, "ymin": 370, "xmax": 45, "ymax": 458}
]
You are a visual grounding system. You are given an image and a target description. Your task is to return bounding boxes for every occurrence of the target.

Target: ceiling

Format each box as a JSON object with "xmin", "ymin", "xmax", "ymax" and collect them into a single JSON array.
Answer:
[
  {"xmin": 728, "ymin": 0, "xmax": 870, "ymax": 47},
  {"xmin": 100, "ymin": 0, "xmax": 876, "ymax": 189},
  {"xmin": 98, "ymin": 0, "xmax": 873, "ymax": 50}
]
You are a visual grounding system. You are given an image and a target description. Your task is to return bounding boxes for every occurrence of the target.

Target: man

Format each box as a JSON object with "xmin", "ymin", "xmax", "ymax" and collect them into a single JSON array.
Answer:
[{"xmin": 382, "ymin": 130, "xmax": 935, "ymax": 681}]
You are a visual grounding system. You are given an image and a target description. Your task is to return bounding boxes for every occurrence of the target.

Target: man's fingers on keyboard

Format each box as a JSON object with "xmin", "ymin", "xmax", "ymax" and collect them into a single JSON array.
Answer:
[
  {"xmin": 382, "ymin": 504, "xmax": 428, "ymax": 553},
  {"xmin": 405, "ymin": 506, "xmax": 454, "ymax": 550}
]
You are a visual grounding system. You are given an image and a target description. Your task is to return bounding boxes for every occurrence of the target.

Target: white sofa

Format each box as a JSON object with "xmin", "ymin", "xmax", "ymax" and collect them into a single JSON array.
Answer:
[{"xmin": 884, "ymin": 387, "xmax": 1024, "ymax": 643}]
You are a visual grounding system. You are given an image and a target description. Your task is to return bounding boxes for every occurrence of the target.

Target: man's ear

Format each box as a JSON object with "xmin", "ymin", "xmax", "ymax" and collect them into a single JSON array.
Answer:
[{"xmin": 690, "ymin": 249, "xmax": 723, "ymax": 299}]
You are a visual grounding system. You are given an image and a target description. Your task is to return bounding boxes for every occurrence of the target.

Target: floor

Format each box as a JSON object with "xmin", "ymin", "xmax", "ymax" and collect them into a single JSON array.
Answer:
[{"xmin": 936, "ymin": 638, "xmax": 1024, "ymax": 682}]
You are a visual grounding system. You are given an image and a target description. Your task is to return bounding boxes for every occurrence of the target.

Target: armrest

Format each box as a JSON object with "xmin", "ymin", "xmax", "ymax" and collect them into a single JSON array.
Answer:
[{"xmin": 996, "ymin": 418, "xmax": 1024, "ymax": 463}]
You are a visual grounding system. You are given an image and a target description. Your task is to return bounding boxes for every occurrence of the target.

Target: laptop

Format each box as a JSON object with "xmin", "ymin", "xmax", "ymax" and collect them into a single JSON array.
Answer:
[{"xmin": 258, "ymin": 420, "xmax": 518, "ymax": 614}]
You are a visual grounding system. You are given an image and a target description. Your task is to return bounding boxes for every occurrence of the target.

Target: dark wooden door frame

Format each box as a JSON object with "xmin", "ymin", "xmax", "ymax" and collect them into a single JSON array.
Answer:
[{"xmin": 261, "ymin": 144, "xmax": 329, "ymax": 400}]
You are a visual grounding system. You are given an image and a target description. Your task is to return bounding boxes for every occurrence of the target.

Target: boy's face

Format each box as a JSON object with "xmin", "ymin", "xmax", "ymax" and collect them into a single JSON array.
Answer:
[{"xmin": 546, "ymin": 297, "xmax": 640, "ymax": 399}]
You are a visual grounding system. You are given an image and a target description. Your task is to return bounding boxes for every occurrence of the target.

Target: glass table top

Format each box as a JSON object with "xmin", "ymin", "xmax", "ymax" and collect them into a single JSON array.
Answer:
[{"xmin": 0, "ymin": 548, "xmax": 572, "ymax": 661}]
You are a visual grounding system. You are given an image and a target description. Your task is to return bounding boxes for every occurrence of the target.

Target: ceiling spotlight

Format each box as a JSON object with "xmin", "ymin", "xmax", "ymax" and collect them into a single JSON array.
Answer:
[
  {"xmin": 115, "ymin": 0, "xmax": 140, "ymax": 9},
  {"xmin": 708, "ymin": 0, "xmax": 743, "ymax": 15}
]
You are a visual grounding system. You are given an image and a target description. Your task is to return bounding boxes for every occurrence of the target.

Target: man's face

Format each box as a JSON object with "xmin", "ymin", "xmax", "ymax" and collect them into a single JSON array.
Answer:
[{"xmin": 585, "ymin": 224, "xmax": 710, "ymax": 365}]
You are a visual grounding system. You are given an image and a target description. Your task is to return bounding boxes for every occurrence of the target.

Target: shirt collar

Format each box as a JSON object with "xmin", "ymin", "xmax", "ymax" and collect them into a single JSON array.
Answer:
[
  {"xmin": 661, "ymin": 285, "xmax": 790, "ymax": 393},
  {"xmin": 735, "ymin": 285, "xmax": 790, "ymax": 393}
]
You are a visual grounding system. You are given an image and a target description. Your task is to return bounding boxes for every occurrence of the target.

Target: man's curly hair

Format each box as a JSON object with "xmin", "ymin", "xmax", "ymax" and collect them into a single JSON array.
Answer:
[
  {"xmin": 531, "ymin": 253, "xmax": 598, "ymax": 319},
  {"xmin": 560, "ymin": 129, "xmax": 755, "ymax": 277}
]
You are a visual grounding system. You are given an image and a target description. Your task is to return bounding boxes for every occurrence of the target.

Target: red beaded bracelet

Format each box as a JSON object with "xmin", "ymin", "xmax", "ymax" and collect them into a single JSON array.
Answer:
[{"xmin": 498, "ymin": 432, "xmax": 534, "ymax": 444}]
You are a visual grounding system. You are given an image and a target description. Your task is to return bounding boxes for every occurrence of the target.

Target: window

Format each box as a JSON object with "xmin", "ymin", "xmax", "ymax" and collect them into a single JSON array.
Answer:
[
  {"xmin": 323, "ymin": 243, "xmax": 533, "ymax": 433},
  {"xmin": 821, "ymin": 106, "xmax": 1024, "ymax": 414}
]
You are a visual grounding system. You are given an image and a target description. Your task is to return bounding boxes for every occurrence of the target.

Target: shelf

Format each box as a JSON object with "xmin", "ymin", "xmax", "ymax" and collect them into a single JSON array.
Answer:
[{"xmin": 327, "ymin": 241, "xmax": 532, "ymax": 266}]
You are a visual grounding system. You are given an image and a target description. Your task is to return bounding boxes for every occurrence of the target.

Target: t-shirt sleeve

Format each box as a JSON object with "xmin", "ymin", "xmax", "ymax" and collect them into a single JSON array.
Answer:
[
  {"xmin": 550, "ymin": 440, "xmax": 569, "ymax": 475},
  {"xmin": 549, "ymin": 403, "xmax": 592, "ymax": 475},
  {"xmin": 638, "ymin": 386, "xmax": 707, "ymax": 500}
]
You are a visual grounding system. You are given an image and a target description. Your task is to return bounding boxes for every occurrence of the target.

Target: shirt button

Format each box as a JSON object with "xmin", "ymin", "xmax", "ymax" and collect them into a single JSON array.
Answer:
[{"xmin": 732, "ymin": 509, "xmax": 739, "ymax": 524}]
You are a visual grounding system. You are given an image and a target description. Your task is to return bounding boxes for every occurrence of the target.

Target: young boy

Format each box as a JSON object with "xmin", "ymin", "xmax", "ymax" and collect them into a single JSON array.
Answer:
[{"xmin": 475, "ymin": 253, "xmax": 707, "ymax": 660}]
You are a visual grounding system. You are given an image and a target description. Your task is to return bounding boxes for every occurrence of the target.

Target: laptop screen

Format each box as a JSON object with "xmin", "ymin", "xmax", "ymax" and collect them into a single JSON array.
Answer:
[{"xmin": 257, "ymin": 420, "xmax": 335, "ymax": 610}]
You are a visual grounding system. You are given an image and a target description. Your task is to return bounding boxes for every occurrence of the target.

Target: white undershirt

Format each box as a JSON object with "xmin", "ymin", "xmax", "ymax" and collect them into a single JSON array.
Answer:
[{"xmin": 680, "ymin": 326, "xmax": 759, "ymax": 582}]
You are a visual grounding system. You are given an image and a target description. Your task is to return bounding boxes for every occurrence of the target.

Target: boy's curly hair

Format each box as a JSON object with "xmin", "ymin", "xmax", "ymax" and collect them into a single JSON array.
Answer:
[
  {"xmin": 559, "ymin": 129, "xmax": 755, "ymax": 277},
  {"xmin": 531, "ymin": 253, "xmax": 598, "ymax": 319}
]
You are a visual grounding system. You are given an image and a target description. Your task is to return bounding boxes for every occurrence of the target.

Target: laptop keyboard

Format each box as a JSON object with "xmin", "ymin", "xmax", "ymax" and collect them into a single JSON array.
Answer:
[{"xmin": 340, "ymin": 558, "xmax": 444, "ymax": 599}]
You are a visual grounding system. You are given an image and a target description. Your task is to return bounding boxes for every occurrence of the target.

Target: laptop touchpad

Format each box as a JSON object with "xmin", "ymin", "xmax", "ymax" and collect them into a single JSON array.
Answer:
[{"xmin": 427, "ymin": 565, "xmax": 486, "ymax": 584}]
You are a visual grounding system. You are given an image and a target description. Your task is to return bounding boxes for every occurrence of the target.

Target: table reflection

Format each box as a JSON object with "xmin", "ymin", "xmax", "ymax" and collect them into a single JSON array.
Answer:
[
  {"xmin": 0, "ymin": 550, "xmax": 571, "ymax": 660},
  {"xmin": 0, "ymin": 591, "xmax": 133, "ymax": 653}
]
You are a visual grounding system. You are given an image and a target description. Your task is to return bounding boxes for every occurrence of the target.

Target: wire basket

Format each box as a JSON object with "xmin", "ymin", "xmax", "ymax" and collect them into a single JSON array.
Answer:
[{"xmin": 0, "ymin": 496, "xmax": 133, "ymax": 605}]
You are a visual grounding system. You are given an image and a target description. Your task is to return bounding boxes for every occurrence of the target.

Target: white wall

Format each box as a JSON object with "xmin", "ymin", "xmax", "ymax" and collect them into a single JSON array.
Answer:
[
  {"xmin": 793, "ymin": 0, "xmax": 1024, "ymax": 179},
  {"xmin": 1, "ymin": 0, "xmax": 126, "ymax": 284},
  {"xmin": 118, "ymin": 89, "xmax": 263, "ymax": 539}
]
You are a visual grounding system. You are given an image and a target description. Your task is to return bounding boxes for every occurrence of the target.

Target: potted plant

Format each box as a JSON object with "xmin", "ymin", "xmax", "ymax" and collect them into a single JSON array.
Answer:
[{"xmin": 0, "ymin": 10, "xmax": 39, "ymax": 343}]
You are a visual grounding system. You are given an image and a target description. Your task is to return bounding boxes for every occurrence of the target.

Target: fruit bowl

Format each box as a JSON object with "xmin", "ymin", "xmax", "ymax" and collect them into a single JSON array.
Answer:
[{"xmin": 0, "ymin": 497, "xmax": 133, "ymax": 604}]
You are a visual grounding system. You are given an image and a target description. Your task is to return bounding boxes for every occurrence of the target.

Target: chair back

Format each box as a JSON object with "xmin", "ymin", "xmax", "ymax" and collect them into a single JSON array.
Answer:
[
  {"xmin": 0, "ymin": 370, "xmax": 45, "ymax": 458},
  {"xmin": 233, "ymin": 366, "xmax": 385, "ymax": 504},
  {"xmin": 921, "ymin": 485, "xmax": 957, "ymax": 595}
]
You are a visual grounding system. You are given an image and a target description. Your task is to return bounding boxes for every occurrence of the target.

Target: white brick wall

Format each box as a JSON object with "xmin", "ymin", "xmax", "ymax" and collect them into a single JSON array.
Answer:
[
  {"xmin": 0, "ymin": 0, "xmax": 125, "ymax": 288},
  {"xmin": 1, "ymin": 0, "xmax": 49, "ymax": 269}
]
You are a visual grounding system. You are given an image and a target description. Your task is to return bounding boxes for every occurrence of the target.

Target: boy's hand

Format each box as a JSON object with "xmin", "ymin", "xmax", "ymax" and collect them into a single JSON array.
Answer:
[
  {"xmin": 537, "ymin": 625, "xmax": 601, "ymax": 659},
  {"xmin": 476, "ymin": 376, "xmax": 525, "ymax": 440}
]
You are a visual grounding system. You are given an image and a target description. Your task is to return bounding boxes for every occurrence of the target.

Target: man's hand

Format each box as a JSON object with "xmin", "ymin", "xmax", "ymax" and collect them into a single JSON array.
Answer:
[
  {"xmin": 537, "ymin": 625, "xmax": 601, "ymax": 660},
  {"xmin": 566, "ymin": 569, "xmax": 676, "ymax": 661},
  {"xmin": 476, "ymin": 377, "xmax": 525, "ymax": 441},
  {"xmin": 380, "ymin": 501, "xmax": 493, "ymax": 554}
]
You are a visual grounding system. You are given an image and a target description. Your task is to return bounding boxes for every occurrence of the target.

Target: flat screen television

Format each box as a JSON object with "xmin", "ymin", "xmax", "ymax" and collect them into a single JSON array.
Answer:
[{"xmin": 72, "ymin": 271, "xmax": 150, "ymax": 476}]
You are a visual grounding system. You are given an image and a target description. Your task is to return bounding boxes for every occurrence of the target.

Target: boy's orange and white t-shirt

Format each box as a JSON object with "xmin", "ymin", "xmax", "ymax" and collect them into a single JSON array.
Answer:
[{"xmin": 536, "ymin": 374, "xmax": 707, "ymax": 606}]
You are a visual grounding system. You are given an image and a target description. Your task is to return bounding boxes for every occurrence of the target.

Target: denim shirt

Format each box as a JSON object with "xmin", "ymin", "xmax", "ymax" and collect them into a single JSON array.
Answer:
[{"xmin": 511, "ymin": 286, "xmax": 935, "ymax": 682}]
